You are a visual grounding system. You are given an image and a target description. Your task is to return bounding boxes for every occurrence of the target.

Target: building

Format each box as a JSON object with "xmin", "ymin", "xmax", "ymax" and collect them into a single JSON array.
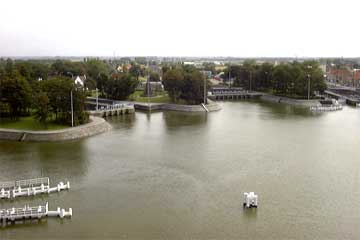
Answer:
[
  {"xmin": 327, "ymin": 68, "xmax": 352, "ymax": 86},
  {"xmin": 74, "ymin": 75, "xmax": 86, "ymax": 87}
]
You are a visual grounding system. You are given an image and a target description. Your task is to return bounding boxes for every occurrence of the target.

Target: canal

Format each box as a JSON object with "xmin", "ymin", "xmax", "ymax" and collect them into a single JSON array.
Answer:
[{"xmin": 1, "ymin": 101, "xmax": 360, "ymax": 239}]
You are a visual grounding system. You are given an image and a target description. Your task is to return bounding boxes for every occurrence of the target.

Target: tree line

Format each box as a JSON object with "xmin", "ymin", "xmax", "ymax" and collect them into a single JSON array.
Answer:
[
  {"xmin": 224, "ymin": 60, "xmax": 326, "ymax": 98},
  {"xmin": 0, "ymin": 58, "xmax": 140, "ymax": 125}
]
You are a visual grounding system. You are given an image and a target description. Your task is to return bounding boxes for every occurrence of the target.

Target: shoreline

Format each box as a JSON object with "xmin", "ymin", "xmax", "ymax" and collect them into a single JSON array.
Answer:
[
  {"xmin": 259, "ymin": 93, "xmax": 321, "ymax": 106},
  {"xmin": 133, "ymin": 99, "xmax": 221, "ymax": 112},
  {"xmin": 0, "ymin": 116, "xmax": 112, "ymax": 142}
]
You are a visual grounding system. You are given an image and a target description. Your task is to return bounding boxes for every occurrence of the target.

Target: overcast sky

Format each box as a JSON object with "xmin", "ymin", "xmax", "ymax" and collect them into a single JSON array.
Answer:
[{"xmin": 0, "ymin": 0, "xmax": 359, "ymax": 57}]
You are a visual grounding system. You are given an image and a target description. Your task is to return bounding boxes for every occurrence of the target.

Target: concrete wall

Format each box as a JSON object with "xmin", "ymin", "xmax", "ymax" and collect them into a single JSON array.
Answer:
[
  {"xmin": 260, "ymin": 94, "xmax": 320, "ymax": 106},
  {"xmin": 0, "ymin": 116, "xmax": 112, "ymax": 142},
  {"xmin": 134, "ymin": 100, "xmax": 221, "ymax": 112}
]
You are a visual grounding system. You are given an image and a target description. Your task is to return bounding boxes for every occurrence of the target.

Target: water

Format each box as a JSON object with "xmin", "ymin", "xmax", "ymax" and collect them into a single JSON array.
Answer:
[{"xmin": 1, "ymin": 101, "xmax": 360, "ymax": 239}]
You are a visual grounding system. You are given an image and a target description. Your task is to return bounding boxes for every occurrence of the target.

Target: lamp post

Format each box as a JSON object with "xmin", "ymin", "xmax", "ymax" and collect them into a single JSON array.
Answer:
[
  {"xmin": 249, "ymin": 70, "xmax": 252, "ymax": 92},
  {"xmin": 307, "ymin": 65, "xmax": 312, "ymax": 100},
  {"xmin": 203, "ymin": 77, "xmax": 207, "ymax": 104},
  {"xmin": 96, "ymin": 88, "xmax": 99, "ymax": 111},
  {"xmin": 70, "ymin": 90, "xmax": 74, "ymax": 127}
]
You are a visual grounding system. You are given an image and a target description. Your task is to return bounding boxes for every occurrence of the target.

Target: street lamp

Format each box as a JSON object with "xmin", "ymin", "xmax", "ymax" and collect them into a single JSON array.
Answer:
[
  {"xmin": 70, "ymin": 90, "xmax": 74, "ymax": 127},
  {"xmin": 249, "ymin": 70, "xmax": 252, "ymax": 92},
  {"xmin": 307, "ymin": 65, "xmax": 312, "ymax": 100},
  {"xmin": 96, "ymin": 88, "xmax": 99, "ymax": 111},
  {"xmin": 203, "ymin": 77, "xmax": 207, "ymax": 104}
]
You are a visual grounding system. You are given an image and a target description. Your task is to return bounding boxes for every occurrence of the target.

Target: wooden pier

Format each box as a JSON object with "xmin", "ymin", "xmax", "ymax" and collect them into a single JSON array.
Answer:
[
  {"xmin": 0, "ymin": 177, "xmax": 70, "ymax": 199},
  {"xmin": 0, "ymin": 202, "xmax": 72, "ymax": 224}
]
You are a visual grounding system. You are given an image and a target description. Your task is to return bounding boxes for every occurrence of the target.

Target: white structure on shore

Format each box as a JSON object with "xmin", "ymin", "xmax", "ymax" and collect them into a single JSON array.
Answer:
[{"xmin": 243, "ymin": 192, "xmax": 258, "ymax": 208}]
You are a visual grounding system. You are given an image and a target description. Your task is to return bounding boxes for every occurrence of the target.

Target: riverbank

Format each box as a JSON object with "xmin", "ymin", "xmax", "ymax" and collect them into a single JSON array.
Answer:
[
  {"xmin": 0, "ymin": 116, "xmax": 111, "ymax": 142},
  {"xmin": 134, "ymin": 99, "xmax": 221, "ymax": 112},
  {"xmin": 260, "ymin": 93, "xmax": 321, "ymax": 106}
]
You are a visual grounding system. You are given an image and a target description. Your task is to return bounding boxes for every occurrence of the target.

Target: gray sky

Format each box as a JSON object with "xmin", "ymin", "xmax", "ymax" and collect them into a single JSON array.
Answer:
[{"xmin": 0, "ymin": 0, "xmax": 359, "ymax": 57}]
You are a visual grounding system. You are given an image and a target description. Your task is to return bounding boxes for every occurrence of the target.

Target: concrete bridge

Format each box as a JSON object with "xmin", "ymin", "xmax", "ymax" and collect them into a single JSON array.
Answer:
[
  {"xmin": 86, "ymin": 97, "xmax": 135, "ymax": 117},
  {"xmin": 324, "ymin": 88, "xmax": 360, "ymax": 106},
  {"xmin": 208, "ymin": 87, "xmax": 262, "ymax": 101}
]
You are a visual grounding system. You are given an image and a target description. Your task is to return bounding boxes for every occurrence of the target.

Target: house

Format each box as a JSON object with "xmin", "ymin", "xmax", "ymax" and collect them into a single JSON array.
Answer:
[
  {"xmin": 74, "ymin": 75, "xmax": 86, "ymax": 87},
  {"xmin": 326, "ymin": 68, "xmax": 352, "ymax": 86}
]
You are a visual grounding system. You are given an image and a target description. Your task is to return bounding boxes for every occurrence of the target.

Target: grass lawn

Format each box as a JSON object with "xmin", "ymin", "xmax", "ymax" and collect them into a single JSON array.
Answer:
[
  {"xmin": 0, "ymin": 116, "xmax": 68, "ymax": 131},
  {"xmin": 129, "ymin": 90, "xmax": 172, "ymax": 103}
]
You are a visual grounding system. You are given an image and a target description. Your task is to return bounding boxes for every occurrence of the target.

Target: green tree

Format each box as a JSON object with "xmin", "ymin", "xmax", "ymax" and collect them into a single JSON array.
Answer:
[
  {"xmin": 105, "ymin": 74, "xmax": 138, "ymax": 100},
  {"xmin": 33, "ymin": 91, "xmax": 51, "ymax": 123},
  {"xmin": 41, "ymin": 77, "xmax": 88, "ymax": 126},
  {"xmin": 1, "ymin": 76, "xmax": 32, "ymax": 119},
  {"xmin": 163, "ymin": 69, "xmax": 184, "ymax": 103},
  {"xmin": 149, "ymin": 72, "xmax": 160, "ymax": 82},
  {"xmin": 181, "ymin": 70, "xmax": 206, "ymax": 104}
]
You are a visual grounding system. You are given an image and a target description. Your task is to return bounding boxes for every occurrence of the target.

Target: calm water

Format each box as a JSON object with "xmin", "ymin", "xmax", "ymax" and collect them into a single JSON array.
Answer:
[{"xmin": 1, "ymin": 101, "xmax": 360, "ymax": 239}]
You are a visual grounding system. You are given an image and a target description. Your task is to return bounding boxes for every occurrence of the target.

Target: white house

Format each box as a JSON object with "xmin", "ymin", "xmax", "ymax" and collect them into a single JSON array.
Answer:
[{"xmin": 74, "ymin": 75, "xmax": 86, "ymax": 87}]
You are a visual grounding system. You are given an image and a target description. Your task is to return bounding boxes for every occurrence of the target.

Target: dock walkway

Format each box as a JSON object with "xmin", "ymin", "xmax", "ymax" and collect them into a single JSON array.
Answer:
[
  {"xmin": 0, "ymin": 202, "xmax": 72, "ymax": 223},
  {"xmin": 0, "ymin": 177, "xmax": 70, "ymax": 199}
]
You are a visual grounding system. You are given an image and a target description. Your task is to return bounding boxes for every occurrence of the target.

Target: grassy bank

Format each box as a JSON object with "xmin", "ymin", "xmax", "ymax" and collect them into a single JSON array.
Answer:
[
  {"xmin": 129, "ymin": 90, "xmax": 172, "ymax": 103},
  {"xmin": 0, "ymin": 116, "xmax": 68, "ymax": 131}
]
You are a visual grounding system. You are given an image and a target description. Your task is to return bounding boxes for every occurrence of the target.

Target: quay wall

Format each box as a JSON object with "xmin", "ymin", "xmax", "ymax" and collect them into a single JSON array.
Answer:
[
  {"xmin": 0, "ymin": 116, "xmax": 112, "ymax": 142},
  {"xmin": 134, "ymin": 100, "xmax": 221, "ymax": 112},
  {"xmin": 260, "ymin": 94, "xmax": 321, "ymax": 106}
]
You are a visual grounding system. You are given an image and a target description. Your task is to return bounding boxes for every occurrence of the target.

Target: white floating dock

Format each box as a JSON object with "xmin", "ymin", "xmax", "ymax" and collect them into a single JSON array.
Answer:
[
  {"xmin": 243, "ymin": 192, "xmax": 258, "ymax": 208},
  {"xmin": 0, "ymin": 202, "xmax": 72, "ymax": 223},
  {"xmin": 0, "ymin": 177, "xmax": 70, "ymax": 199},
  {"xmin": 310, "ymin": 105, "xmax": 343, "ymax": 112}
]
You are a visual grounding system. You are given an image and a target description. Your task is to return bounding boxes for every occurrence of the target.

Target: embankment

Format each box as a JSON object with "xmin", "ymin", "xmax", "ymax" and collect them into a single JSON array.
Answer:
[
  {"xmin": 134, "ymin": 99, "xmax": 221, "ymax": 112},
  {"xmin": 260, "ymin": 94, "xmax": 320, "ymax": 106},
  {"xmin": 0, "ymin": 116, "xmax": 111, "ymax": 142}
]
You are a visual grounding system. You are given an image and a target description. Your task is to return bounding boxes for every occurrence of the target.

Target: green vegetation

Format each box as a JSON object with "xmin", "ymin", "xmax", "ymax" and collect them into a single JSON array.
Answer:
[
  {"xmin": 0, "ymin": 59, "xmax": 90, "ymax": 127},
  {"xmin": 129, "ymin": 90, "xmax": 171, "ymax": 103},
  {"xmin": 104, "ymin": 74, "xmax": 138, "ymax": 100},
  {"xmin": 162, "ymin": 65, "xmax": 207, "ymax": 104},
  {"xmin": 224, "ymin": 60, "xmax": 326, "ymax": 99},
  {"xmin": 0, "ymin": 116, "xmax": 67, "ymax": 131}
]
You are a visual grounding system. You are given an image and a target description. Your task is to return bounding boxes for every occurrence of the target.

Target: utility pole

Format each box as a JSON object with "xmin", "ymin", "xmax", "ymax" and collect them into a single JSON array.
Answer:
[{"xmin": 70, "ymin": 90, "xmax": 74, "ymax": 127}]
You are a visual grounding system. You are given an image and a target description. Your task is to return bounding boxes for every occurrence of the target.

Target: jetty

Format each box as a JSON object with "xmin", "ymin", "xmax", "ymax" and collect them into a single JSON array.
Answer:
[
  {"xmin": 0, "ymin": 202, "xmax": 72, "ymax": 224},
  {"xmin": 0, "ymin": 177, "xmax": 70, "ymax": 199},
  {"xmin": 310, "ymin": 99, "xmax": 343, "ymax": 112}
]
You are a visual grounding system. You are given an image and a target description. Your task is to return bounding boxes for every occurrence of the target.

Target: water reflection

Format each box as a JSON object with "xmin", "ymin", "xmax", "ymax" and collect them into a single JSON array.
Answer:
[
  {"xmin": 0, "ymin": 141, "xmax": 89, "ymax": 183},
  {"xmin": 242, "ymin": 207, "xmax": 258, "ymax": 220},
  {"xmin": 163, "ymin": 111, "xmax": 207, "ymax": 129},
  {"xmin": 104, "ymin": 114, "xmax": 136, "ymax": 129}
]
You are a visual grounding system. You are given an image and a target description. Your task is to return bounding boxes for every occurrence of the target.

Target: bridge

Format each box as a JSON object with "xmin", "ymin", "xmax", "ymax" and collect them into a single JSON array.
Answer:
[
  {"xmin": 208, "ymin": 87, "xmax": 262, "ymax": 100},
  {"xmin": 324, "ymin": 88, "xmax": 360, "ymax": 106},
  {"xmin": 86, "ymin": 97, "xmax": 135, "ymax": 117}
]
